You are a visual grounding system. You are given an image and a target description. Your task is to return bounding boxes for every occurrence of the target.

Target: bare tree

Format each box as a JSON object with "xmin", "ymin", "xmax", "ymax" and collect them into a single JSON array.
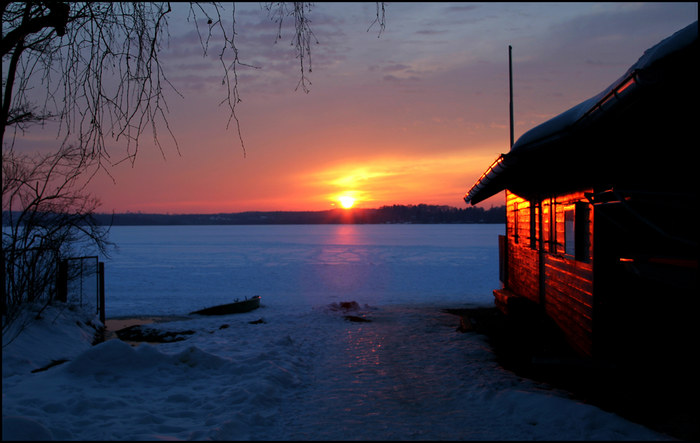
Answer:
[
  {"xmin": 2, "ymin": 2, "xmax": 180, "ymax": 166},
  {"xmin": 2, "ymin": 2, "xmax": 386, "ymax": 324},
  {"xmin": 2, "ymin": 2, "xmax": 387, "ymax": 162},
  {"xmin": 2, "ymin": 144, "xmax": 111, "ymax": 343}
]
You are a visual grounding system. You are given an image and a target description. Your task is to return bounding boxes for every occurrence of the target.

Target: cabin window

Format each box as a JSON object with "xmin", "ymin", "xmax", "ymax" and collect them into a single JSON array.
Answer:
[
  {"xmin": 509, "ymin": 194, "xmax": 540, "ymax": 249},
  {"xmin": 564, "ymin": 208, "xmax": 576, "ymax": 256},
  {"xmin": 529, "ymin": 201, "xmax": 538, "ymax": 250},
  {"xmin": 513, "ymin": 201, "xmax": 520, "ymax": 244},
  {"xmin": 512, "ymin": 199, "xmax": 535, "ymax": 246},
  {"xmin": 548, "ymin": 199, "xmax": 556, "ymax": 253},
  {"xmin": 564, "ymin": 202, "xmax": 590, "ymax": 262}
]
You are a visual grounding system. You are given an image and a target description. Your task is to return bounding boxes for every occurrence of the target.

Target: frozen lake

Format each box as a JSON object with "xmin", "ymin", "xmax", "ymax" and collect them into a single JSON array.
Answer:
[
  {"xmin": 101, "ymin": 224, "xmax": 504, "ymax": 318},
  {"xmin": 3, "ymin": 223, "xmax": 667, "ymax": 440}
]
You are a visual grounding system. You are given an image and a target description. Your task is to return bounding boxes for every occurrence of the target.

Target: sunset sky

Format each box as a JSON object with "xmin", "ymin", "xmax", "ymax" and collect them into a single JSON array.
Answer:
[{"xmin": 12, "ymin": 2, "xmax": 698, "ymax": 214}]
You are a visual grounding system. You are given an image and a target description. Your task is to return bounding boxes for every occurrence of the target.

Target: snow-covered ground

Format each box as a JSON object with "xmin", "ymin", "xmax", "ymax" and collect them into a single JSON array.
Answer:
[{"xmin": 3, "ymin": 225, "xmax": 669, "ymax": 440}]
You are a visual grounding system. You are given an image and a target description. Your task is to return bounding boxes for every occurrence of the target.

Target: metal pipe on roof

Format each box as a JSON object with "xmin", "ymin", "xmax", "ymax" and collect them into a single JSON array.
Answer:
[{"xmin": 509, "ymin": 45, "xmax": 514, "ymax": 149}]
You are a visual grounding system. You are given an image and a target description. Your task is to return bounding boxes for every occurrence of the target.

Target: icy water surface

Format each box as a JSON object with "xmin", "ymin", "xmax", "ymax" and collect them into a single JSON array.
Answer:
[
  {"xmin": 3, "ymin": 223, "xmax": 666, "ymax": 440},
  {"xmin": 101, "ymin": 224, "xmax": 504, "ymax": 317}
]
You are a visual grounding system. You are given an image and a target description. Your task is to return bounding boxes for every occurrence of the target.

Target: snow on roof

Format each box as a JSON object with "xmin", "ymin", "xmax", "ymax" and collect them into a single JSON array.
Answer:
[
  {"xmin": 464, "ymin": 20, "xmax": 698, "ymax": 205},
  {"xmin": 512, "ymin": 20, "xmax": 697, "ymax": 153}
]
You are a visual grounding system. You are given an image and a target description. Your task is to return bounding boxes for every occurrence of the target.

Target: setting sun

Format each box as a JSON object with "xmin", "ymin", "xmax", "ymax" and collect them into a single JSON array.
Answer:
[{"xmin": 338, "ymin": 195, "xmax": 356, "ymax": 209}]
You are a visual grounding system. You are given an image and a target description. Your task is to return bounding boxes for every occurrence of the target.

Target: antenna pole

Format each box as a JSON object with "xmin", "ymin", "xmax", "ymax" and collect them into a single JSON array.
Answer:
[{"xmin": 509, "ymin": 45, "xmax": 514, "ymax": 148}]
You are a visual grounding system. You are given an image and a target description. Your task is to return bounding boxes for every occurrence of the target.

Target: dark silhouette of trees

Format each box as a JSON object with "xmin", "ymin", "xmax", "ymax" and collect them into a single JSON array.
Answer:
[{"xmin": 80, "ymin": 204, "xmax": 506, "ymax": 225}]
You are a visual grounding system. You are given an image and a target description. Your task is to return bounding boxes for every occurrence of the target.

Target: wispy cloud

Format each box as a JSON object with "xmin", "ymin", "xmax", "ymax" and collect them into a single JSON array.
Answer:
[{"xmin": 56, "ymin": 2, "xmax": 698, "ymax": 213}]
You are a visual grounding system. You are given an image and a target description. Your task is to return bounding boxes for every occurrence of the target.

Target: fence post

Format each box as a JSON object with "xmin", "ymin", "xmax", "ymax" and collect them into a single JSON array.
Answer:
[{"xmin": 98, "ymin": 262, "xmax": 105, "ymax": 324}]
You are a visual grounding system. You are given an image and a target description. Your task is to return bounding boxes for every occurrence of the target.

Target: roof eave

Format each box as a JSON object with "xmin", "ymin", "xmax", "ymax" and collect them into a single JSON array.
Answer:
[{"xmin": 462, "ymin": 21, "xmax": 698, "ymax": 206}]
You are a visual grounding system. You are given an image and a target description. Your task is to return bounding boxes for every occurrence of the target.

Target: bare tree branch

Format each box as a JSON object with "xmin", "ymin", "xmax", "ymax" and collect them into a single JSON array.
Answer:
[
  {"xmin": 3, "ymin": 2, "xmax": 388, "ymax": 165},
  {"xmin": 2, "ymin": 2, "xmax": 389, "ymax": 321},
  {"xmin": 2, "ymin": 145, "xmax": 112, "ymax": 335}
]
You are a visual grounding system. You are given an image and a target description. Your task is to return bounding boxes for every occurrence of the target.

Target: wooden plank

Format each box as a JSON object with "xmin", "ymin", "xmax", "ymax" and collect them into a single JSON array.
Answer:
[
  {"xmin": 507, "ymin": 241, "xmax": 539, "ymax": 302},
  {"xmin": 545, "ymin": 255, "xmax": 593, "ymax": 294},
  {"xmin": 545, "ymin": 265, "xmax": 593, "ymax": 299},
  {"xmin": 546, "ymin": 284, "xmax": 593, "ymax": 320},
  {"xmin": 547, "ymin": 285, "xmax": 592, "ymax": 316}
]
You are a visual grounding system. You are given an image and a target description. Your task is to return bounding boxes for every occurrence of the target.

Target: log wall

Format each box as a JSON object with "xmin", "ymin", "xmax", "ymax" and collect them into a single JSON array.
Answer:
[{"xmin": 504, "ymin": 190, "xmax": 595, "ymax": 356}]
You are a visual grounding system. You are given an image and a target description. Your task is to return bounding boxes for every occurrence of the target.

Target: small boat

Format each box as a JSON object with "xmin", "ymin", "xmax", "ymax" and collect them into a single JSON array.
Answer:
[{"xmin": 189, "ymin": 295, "xmax": 261, "ymax": 316}]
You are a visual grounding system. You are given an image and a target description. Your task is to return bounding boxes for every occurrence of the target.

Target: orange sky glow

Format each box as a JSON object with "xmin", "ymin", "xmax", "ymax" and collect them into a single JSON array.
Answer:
[{"xmin": 9, "ymin": 3, "xmax": 698, "ymax": 214}]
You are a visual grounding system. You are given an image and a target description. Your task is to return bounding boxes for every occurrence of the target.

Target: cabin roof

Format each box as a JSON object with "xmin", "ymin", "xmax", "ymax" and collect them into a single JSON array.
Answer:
[{"xmin": 464, "ymin": 21, "xmax": 698, "ymax": 205}]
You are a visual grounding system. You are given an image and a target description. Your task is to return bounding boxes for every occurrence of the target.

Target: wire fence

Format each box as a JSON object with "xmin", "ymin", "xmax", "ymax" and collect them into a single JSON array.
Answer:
[{"xmin": 59, "ymin": 256, "xmax": 105, "ymax": 323}]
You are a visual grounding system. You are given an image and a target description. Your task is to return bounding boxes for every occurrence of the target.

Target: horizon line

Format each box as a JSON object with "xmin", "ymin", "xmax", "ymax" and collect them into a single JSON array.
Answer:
[{"xmin": 92, "ymin": 203, "xmax": 505, "ymax": 217}]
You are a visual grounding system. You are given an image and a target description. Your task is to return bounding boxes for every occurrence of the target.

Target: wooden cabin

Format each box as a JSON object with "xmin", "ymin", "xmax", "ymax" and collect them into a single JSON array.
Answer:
[{"xmin": 463, "ymin": 22, "xmax": 698, "ymax": 361}]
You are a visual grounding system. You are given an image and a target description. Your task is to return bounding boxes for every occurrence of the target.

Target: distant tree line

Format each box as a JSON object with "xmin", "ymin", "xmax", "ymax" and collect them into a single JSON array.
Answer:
[{"xmin": 68, "ymin": 204, "xmax": 505, "ymax": 225}]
